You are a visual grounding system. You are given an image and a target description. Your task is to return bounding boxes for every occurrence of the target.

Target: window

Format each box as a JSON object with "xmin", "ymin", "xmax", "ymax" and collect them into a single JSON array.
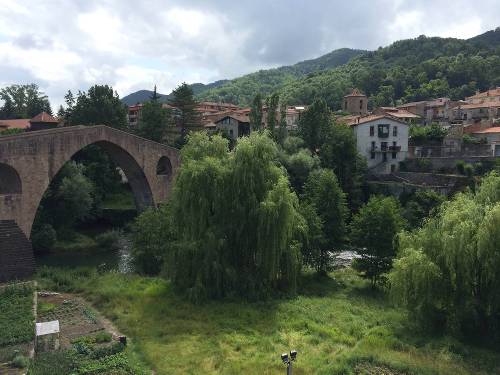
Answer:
[
  {"xmin": 344, "ymin": 100, "xmax": 347, "ymax": 109},
  {"xmin": 371, "ymin": 152, "xmax": 375, "ymax": 159},
  {"xmin": 391, "ymin": 164, "xmax": 396, "ymax": 173},
  {"xmin": 378, "ymin": 124, "xmax": 389, "ymax": 138},
  {"xmin": 229, "ymin": 129, "xmax": 233, "ymax": 137},
  {"xmin": 392, "ymin": 152, "xmax": 397, "ymax": 159},
  {"xmin": 383, "ymin": 152, "xmax": 387, "ymax": 162},
  {"xmin": 370, "ymin": 126, "xmax": 374, "ymax": 136},
  {"xmin": 381, "ymin": 142, "xmax": 388, "ymax": 151},
  {"xmin": 360, "ymin": 99, "xmax": 363, "ymax": 110},
  {"xmin": 371, "ymin": 141, "xmax": 376, "ymax": 151},
  {"xmin": 393, "ymin": 126, "xmax": 398, "ymax": 136}
]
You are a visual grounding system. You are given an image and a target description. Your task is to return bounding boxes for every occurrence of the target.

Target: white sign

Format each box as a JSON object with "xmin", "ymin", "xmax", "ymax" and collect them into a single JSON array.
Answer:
[{"xmin": 36, "ymin": 320, "xmax": 60, "ymax": 336}]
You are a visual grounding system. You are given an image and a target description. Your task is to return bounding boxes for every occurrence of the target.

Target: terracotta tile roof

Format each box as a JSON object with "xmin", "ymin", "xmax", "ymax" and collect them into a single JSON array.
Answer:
[
  {"xmin": 472, "ymin": 126, "xmax": 500, "ymax": 134},
  {"xmin": 460, "ymin": 101, "xmax": 500, "ymax": 109},
  {"xmin": 215, "ymin": 114, "xmax": 250, "ymax": 124},
  {"xmin": 343, "ymin": 114, "xmax": 409, "ymax": 126},
  {"xmin": 30, "ymin": 112, "xmax": 58, "ymax": 123},
  {"xmin": 397, "ymin": 100, "xmax": 427, "ymax": 108},
  {"xmin": 466, "ymin": 88, "xmax": 500, "ymax": 100},
  {"xmin": 374, "ymin": 107, "xmax": 420, "ymax": 118},
  {"xmin": 344, "ymin": 88, "xmax": 366, "ymax": 98},
  {"xmin": 0, "ymin": 119, "xmax": 31, "ymax": 129}
]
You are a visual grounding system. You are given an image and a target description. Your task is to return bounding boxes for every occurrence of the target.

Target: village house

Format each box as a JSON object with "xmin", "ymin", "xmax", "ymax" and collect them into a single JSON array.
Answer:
[
  {"xmin": 341, "ymin": 114, "xmax": 409, "ymax": 174},
  {"xmin": 471, "ymin": 127, "xmax": 500, "ymax": 156},
  {"xmin": 0, "ymin": 112, "xmax": 59, "ymax": 132},
  {"xmin": 213, "ymin": 113, "xmax": 250, "ymax": 140}
]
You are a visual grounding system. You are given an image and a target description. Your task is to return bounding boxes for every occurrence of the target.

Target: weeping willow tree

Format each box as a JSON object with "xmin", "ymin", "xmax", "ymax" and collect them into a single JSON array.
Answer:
[
  {"xmin": 163, "ymin": 131, "xmax": 302, "ymax": 301},
  {"xmin": 390, "ymin": 172, "xmax": 500, "ymax": 339}
]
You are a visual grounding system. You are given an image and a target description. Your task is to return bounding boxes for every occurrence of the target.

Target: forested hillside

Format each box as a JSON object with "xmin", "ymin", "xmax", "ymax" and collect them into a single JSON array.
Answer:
[
  {"xmin": 196, "ymin": 28, "xmax": 500, "ymax": 109},
  {"xmin": 194, "ymin": 48, "xmax": 365, "ymax": 105}
]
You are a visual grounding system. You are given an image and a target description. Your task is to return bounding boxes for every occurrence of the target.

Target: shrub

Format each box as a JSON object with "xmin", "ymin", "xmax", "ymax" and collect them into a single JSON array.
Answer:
[
  {"xmin": 95, "ymin": 230, "xmax": 121, "ymax": 251},
  {"xmin": 94, "ymin": 331, "xmax": 112, "ymax": 343},
  {"xmin": 31, "ymin": 224, "xmax": 57, "ymax": 253},
  {"xmin": 11, "ymin": 354, "xmax": 29, "ymax": 368},
  {"xmin": 456, "ymin": 160, "xmax": 466, "ymax": 174}
]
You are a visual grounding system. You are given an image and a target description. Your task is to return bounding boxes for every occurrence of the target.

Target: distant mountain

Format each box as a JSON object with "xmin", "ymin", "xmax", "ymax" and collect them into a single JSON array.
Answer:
[
  {"xmin": 122, "ymin": 27, "xmax": 500, "ymax": 109},
  {"xmin": 195, "ymin": 48, "xmax": 366, "ymax": 105},
  {"xmin": 121, "ymin": 90, "xmax": 168, "ymax": 106},
  {"xmin": 121, "ymin": 48, "xmax": 364, "ymax": 106},
  {"xmin": 467, "ymin": 27, "xmax": 500, "ymax": 48}
]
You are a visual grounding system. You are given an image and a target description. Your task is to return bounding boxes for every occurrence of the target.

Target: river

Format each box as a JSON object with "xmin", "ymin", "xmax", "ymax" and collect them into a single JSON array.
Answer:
[{"xmin": 36, "ymin": 236, "xmax": 134, "ymax": 273}]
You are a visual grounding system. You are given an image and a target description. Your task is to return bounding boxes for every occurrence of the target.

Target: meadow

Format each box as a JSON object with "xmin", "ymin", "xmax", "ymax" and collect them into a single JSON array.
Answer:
[{"xmin": 36, "ymin": 267, "xmax": 500, "ymax": 375}]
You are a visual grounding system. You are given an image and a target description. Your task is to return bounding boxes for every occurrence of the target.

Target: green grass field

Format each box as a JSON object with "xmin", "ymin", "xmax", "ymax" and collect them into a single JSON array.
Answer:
[{"xmin": 36, "ymin": 267, "xmax": 500, "ymax": 375}]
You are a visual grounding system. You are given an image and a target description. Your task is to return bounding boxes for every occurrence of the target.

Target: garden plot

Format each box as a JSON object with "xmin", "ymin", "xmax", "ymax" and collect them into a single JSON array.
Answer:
[{"xmin": 36, "ymin": 293, "xmax": 106, "ymax": 348}]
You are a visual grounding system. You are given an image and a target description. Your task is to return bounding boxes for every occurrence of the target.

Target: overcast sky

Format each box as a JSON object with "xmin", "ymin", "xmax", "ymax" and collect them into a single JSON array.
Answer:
[{"xmin": 0, "ymin": 0, "xmax": 499, "ymax": 108}]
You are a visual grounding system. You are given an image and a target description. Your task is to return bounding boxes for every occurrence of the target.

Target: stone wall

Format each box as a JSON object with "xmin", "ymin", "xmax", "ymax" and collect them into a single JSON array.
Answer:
[{"xmin": 0, "ymin": 220, "xmax": 34, "ymax": 282}]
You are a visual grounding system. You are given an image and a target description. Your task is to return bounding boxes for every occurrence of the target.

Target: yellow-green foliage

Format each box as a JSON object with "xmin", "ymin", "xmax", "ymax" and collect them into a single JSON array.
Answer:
[
  {"xmin": 391, "ymin": 172, "xmax": 500, "ymax": 339},
  {"xmin": 137, "ymin": 131, "xmax": 302, "ymax": 301},
  {"xmin": 36, "ymin": 267, "xmax": 500, "ymax": 374}
]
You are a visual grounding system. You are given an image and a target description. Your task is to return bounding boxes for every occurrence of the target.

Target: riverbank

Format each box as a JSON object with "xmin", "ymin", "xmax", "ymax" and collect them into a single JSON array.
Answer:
[{"xmin": 35, "ymin": 266, "xmax": 500, "ymax": 375}]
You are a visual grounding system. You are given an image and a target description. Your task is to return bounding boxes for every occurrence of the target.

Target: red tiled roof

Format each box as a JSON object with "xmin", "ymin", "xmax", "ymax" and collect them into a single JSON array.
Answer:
[
  {"xmin": 460, "ymin": 101, "xmax": 500, "ymax": 109},
  {"xmin": 30, "ymin": 112, "xmax": 58, "ymax": 123},
  {"xmin": 466, "ymin": 88, "xmax": 500, "ymax": 101},
  {"xmin": 215, "ymin": 114, "xmax": 250, "ymax": 124},
  {"xmin": 343, "ymin": 114, "xmax": 408, "ymax": 126},
  {"xmin": 374, "ymin": 107, "xmax": 420, "ymax": 118},
  {"xmin": 472, "ymin": 126, "xmax": 500, "ymax": 134},
  {"xmin": 0, "ymin": 119, "xmax": 31, "ymax": 129}
]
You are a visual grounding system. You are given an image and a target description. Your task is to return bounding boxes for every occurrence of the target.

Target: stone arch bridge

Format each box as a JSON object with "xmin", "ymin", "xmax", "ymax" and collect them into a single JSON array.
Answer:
[{"xmin": 0, "ymin": 125, "xmax": 180, "ymax": 281}]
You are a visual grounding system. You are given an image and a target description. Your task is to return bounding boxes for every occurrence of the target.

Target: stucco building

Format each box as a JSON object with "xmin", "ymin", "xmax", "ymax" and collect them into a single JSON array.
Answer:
[{"xmin": 343, "ymin": 114, "xmax": 409, "ymax": 174}]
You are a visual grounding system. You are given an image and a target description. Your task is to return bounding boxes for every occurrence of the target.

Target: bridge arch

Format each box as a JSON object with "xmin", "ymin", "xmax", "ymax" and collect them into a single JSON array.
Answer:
[
  {"xmin": 0, "ymin": 162, "xmax": 22, "ymax": 194},
  {"xmin": 0, "ymin": 125, "xmax": 180, "ymax": 281}
]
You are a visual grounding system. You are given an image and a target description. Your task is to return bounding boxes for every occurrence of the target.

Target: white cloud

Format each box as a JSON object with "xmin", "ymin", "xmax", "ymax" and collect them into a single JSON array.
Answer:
[{"xmin": 0, "ymin": 0, "xmax": 498, "ymax": 109}]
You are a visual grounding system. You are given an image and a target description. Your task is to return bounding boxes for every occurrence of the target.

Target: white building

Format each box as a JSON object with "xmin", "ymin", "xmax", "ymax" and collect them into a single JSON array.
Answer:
[{"xmin": 344, "ymin": 114, "xmax": 409, "ymax": 174}]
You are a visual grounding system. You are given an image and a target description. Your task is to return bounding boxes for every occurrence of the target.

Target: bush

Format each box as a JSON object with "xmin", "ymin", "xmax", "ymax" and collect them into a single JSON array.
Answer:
[
  {"xmin": 456, "ymin": 160, "xmax": 466, "ymax": 174},
  {"xmin": 94, "ymin": 331, "xmax": 112, "ymax": 343},
  {"xmin": 11, "ymin": 354, "xmax": 29, "ymax": 368},
  {"xmin": 95, "ymin": 230, "xmax": 121, "ymax": 251},
  {"xmin": 31, "ymin": 224, "xmax": 57, "ymax": 252}
]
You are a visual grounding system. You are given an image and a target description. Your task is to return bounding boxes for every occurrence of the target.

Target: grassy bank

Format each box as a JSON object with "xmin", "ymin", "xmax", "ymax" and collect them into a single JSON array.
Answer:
[
  {"xmin": 0, "ymin": 283, "xmax": 34, "ymax": 371},
  {"xmin": 36, "ymin": 267, "xmax": 500, "ymax": 375}
]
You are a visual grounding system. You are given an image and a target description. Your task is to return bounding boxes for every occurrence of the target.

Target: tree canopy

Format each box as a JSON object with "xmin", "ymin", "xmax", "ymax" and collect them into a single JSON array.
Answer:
[
  {"xmin": 350, "ymin": 196, "xmax": 405, "ymax": 287},
  {"xmin": 0, "ymin": 84, "xmax": 52, "ymax": 119},
  {"xmin": 64, "ymin": 85, "xmax": 127, "ymax": 129},
  {"xmin": 134, "ymin": 131, "xmax": 302, "ymax": 301},
  {"xmin": 390, "ymin": 172, "xmax": 500, "ymax": 340}
]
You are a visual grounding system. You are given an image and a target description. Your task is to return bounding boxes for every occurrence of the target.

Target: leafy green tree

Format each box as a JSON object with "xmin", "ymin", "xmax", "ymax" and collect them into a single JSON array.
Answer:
[
  {"xmin": 68, "ymin": 85, "xmax": 127, "ymax": 129},
  {"xmin": 147, "ymin": 131, "xmax": 301, "ymax": 301},
  {"xmin": 390, "ymin": 173, "xmax": 500, "ymax": 338},
  {"xmin": 135, "ymin": 100, "xmax": 171, "ymax": 142},
  {"xmin": 34, "ymin": 162, "xmax": 95, "ymax": 239},
  {"xmin": 350, "ymin": 196, "xmax": 405, "ymax": 287},
  {"xmin": 266, "ymin": 93, "xmax": 280, "ymax": 138},
  {"xmin": 320, "ymin": 123, "xmax": 366, "ymax": 210},
  {"xmin": 303, "ymin": 169, "xmax": 348, "ymax": 274},
  {"xmin": 249, "ymin": 93, "xmax": 263, "ymax": 130},
  {"xmin": 0, "ymin": 84, "xmax": 51, "ymax": 119},
  {"xmin": 131, "ymin": 204, "xmax": 174, "ymax": 275},
  {"xmin": 298, "ymin": 201, "xmax": 325, "ymax": 271},
  {"xmin": 169, "ymin": 83, "xmax": 202, "ymax": 137},
  {"xmin": 401, "ymin": 190, "xmax": 446, "ymax": 229},
  {"xmin": 298, "ymin": 98, "xmax": 331, "ymax": 152}
]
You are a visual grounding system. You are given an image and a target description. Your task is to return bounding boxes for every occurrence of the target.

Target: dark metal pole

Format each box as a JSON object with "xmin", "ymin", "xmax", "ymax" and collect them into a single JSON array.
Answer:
[{"xmin": 287, "ymin": 361, "xmax": 292, "ymax": 375}]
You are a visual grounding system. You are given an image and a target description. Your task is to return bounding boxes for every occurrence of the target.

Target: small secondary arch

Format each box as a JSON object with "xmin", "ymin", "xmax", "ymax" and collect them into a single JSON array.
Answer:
[{"xmin": 0, "ymin": 162, "xmax": 22, "ymax": 194}]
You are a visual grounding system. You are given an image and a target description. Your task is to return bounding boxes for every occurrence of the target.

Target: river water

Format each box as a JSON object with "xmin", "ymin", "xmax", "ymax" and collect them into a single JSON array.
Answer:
[{"xmin": 36, "ymin": 236, "xmax": 134, "ymax": 273}]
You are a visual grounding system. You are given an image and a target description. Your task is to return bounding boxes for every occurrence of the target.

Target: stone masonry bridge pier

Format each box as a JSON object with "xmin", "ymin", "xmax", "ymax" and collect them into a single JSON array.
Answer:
[{"xmin": 0, "ymin": 125, "xmax": 180, "ymax": 281}]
